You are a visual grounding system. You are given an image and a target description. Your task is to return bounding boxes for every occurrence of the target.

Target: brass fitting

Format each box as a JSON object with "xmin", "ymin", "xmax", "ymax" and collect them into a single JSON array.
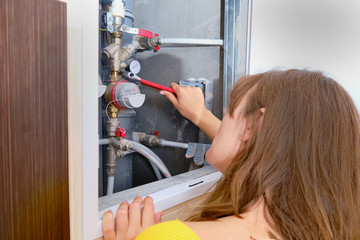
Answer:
[
  {"xmin": 104, "ymin": 71, "xmax": 121, "ymax": 104},
  {"xmin": 108, "ymin": 104, "xmax": 119, "ymax": 118},
  {"xmin": 113, "ymin": 32, "xmax": 123, "ymax": 39},
  {"xmin": 110, "ymin": 71, "xmax": 119, "ymax": 80},
  {"xmin": 104, "ymin": 71, "xmax": 122, "ymax": 117}
]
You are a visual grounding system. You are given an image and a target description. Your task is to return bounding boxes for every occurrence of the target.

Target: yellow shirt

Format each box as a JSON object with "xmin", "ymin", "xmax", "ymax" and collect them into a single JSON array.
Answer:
[{"xmin": 136, "ymin": 220, "xmax": 200, "ymax": 240}]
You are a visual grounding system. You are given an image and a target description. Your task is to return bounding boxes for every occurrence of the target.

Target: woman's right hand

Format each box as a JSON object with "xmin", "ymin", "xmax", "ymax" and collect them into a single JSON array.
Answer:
[
  {"xmin": 160, "ymin": 83, "xmax": 207, "ymax": 126},
  {"xmin": 102, "ymin": 196, "xmax": 162, "ymax": 240}
]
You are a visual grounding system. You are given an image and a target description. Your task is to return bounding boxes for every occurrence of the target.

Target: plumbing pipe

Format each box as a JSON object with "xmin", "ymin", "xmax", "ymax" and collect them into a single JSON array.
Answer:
[
  {"xmin": 106, "ymin": 144, "xmax": 118, "ymax": 177},
  {"xmin": 159, "ymin": 38, "xmax": 223, "ymax": 47},
  {"xmin": 132, "ymin": 132, "xmax": 189, "ymax": 149},
  {"xmin": 160, "ymin": 140, "xmax": 189, "ymax": 149},
  {"xmin": 112, "ymin": 37, "xmax": 121, "ymax": 71},
  {"xmin": 107, "ymin": 176, "xmax": 115, "ymax": 195},
  {"xmin": 103, "ymin": 138, "xmax": 161, "ymax": 195},
  {"xmin": 130, "ymin": 142, "xmax": 171, "ymax": 178},
  {"xmin": 149, "ymin": 162, "xmax": 163, "ymax": 180},
  {"xmin": 102, "ymin": 136, "xmax": 164, "ymax": 190},
  {"xmin": 117, "ymin": 139, "xmax": 171, "ymax": 178},
  {"xmin": 99, "ymin": 138, "xmax": 110, "ymax": 145},
  {"xmin": 106, "ymin": 160, "xmax": 161, "ymax": 195},
  {"xmin": 119, "ymin": 45, "xmax": 135, "ymax": 62},
  {"xmin": 99, "ymin": 138, "xmax": 135, "ymax": 156}
]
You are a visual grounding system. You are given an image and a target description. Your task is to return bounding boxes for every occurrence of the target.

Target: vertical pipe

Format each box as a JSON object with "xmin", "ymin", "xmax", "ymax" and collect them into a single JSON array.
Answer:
[
  {"xmin": 113, "ymin": 110, "xmax": 135, "ymax": 192},
  {"xmin": 106, "ymin": 176, "xmax": 115, "ymax": 195},
  {"xmin": 122, "ymin": 0, "xmax": 134, "ymax": 47}
]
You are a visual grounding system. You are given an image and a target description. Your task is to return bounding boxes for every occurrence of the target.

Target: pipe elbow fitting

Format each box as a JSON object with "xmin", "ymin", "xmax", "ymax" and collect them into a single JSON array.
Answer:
[{"xmin": 113, "ymin": 138, "xmax": 134, "ymax": 151}]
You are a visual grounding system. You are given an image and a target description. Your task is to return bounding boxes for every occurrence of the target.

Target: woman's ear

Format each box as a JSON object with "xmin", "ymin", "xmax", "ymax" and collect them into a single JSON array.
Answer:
[
  {"xmin": 257, "ymin": 107, "xmax": 266, "ymax": 130},
  {"xmin": 242, "ymin": 108, "xmax": 266, "ymax": 143}
]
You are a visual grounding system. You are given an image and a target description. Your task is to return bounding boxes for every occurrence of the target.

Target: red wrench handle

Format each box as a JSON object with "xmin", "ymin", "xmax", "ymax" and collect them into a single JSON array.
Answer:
[{"xmin": 140, "ymin": 79, "xmax": 175, "ymax": 94}]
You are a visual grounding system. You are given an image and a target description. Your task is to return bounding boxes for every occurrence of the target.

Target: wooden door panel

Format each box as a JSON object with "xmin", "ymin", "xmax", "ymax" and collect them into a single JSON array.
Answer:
[{"xmin": 0, "ymin": 0, "xmax": 69, "ymax": 239}]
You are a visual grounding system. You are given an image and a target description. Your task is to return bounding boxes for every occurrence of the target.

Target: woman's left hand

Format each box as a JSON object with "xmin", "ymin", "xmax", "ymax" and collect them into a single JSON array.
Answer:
[{"xmin": 102, "ymin": 196, "xmax": 162, "ymax": 240}]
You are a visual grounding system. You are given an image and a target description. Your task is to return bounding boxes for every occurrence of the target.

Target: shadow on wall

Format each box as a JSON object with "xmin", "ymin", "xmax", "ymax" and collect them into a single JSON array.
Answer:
[{"xmin": 132, "ymin": 53, "xmax": 200, "ymax": 187}]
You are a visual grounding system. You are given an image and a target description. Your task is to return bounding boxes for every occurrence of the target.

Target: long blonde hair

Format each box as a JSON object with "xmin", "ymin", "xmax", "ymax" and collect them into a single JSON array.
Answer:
[{"xmin": 188, "ymin": 69, "xmax": 360, "ymax": 239}]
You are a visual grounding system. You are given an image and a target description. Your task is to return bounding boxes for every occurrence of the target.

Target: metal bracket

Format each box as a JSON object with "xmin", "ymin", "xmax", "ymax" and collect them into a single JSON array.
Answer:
[{"xmin": 223, "ymin": 0, "xmax": 253, "ymax": 112}]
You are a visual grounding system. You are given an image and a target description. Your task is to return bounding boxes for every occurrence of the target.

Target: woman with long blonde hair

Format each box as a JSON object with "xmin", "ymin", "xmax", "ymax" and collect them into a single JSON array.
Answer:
[{"xmin": 103, "ymin": 69, "xmax": 360, "ymax": 240}]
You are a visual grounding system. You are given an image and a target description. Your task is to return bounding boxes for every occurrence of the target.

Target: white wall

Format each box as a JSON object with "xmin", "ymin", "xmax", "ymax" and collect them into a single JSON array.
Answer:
[{"xmin": 250, "ymin": 0, "xmax": 360, "ymax": 108}]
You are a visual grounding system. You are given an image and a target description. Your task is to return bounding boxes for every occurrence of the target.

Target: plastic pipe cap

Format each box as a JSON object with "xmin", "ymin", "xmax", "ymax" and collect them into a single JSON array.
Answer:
[{"xmin": 111, "ymin": 0, "xmax": 125, "ymax": 18}]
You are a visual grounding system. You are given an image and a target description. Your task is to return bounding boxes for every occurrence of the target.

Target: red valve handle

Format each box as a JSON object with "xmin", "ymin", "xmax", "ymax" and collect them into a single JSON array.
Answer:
[
  {"xmin": 138, "ymin": 29, "xmax": 153, "ymax": 38},
  {"xmin": 115, "ymin": 128, "xmax": 127, "ymax": 138}
]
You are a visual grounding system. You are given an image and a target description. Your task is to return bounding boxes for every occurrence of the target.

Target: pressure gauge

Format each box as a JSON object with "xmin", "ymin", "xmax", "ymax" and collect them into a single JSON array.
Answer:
[{"xmin": 126, "ymin": 58, "xmax": 141, "ymax": 74}]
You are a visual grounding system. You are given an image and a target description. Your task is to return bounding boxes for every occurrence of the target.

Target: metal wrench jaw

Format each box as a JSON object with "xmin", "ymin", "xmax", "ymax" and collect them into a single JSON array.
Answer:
[
  {"xmin": 127, "ymin": 72, "xmax": 141, "ymax": 80},
  {"xmin": 120, "ymin": 72, "xmax": 141, "ymax": 85}
]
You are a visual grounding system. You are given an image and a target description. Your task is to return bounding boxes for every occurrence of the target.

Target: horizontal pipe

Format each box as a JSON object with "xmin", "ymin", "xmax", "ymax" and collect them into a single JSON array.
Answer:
[
  {"xmin": 159, "ymin": 38, "xmax": 223, "ymax": 47},
  {"xmin": 160, "ymin": 140, "xmax": 189, "ymax": 149},
  {"xmin": 99, "ymin": 138, "xmax": 110, "ymax": 145}
]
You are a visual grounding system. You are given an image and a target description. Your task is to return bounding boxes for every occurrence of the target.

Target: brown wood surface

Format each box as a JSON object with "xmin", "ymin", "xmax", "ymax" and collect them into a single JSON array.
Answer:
[{"xmin": 0, "ymin": 0, "xmax": 69, "ymax": 239}]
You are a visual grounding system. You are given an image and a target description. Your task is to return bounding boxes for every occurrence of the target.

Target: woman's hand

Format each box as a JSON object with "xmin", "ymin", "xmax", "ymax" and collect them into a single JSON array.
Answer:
[
  {"xmin": 102, "ymin": 196, "xmax": 162, "ymax": 240},
  {"xmin": 161, "ymin": 83, "xmax": 221, "ymax": 140},
  {"xmin": 160, "ymin": 83, "xmax": 207, "ymax": 126}
]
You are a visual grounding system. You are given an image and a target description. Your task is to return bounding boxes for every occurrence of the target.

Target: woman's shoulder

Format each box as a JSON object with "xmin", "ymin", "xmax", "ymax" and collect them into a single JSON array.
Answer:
[
  {"xmin": 135, "ymin": 219, "xmax": 200, "ymax": 240},
  {"xmin": 184, "ymin": 216, "xmax": 248, "ymax": 239},
  {"xmin": 184, "ymin": 215, "xmax": 278, "ymax": 240}
]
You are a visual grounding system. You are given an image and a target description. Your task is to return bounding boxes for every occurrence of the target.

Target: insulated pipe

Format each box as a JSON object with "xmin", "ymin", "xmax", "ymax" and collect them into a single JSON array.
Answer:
[
  {"xmin": 103, "ymin": 138, "xmax": 162, "ymax": 195},
  {"xmin": 149, "ymin": 162, "xmax": 163, "ymax": 180},
  {"xmin": 159, "ymin": 38, "xmax": 223, "ymax": 47},
  {"xmin": 107, "ymin": 161, "xmax": 161, "ymax": 195},
  {"xmin": 160, "ymin": 140, "xmax": 189, "ymax": 149},
  {"xmin": 107, "ymin": 176, "xmax": 115, "ymax": 195},
  {"xmin": 126, "ymin": 141, "xmax": 171, "ymax": 178}
]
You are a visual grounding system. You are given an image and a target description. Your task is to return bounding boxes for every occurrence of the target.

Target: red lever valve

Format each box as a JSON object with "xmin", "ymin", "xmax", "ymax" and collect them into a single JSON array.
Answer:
[
  {"xmin": 115, "ymin": 128, "xmax": 127, "ymax": 138},
  {"xmin": 138, "ymin": 29, "xmax": 153, "ymax": 38},
  {"xmin": 154, "ymin": 33, "xmax": 160, "ymax": 51}
]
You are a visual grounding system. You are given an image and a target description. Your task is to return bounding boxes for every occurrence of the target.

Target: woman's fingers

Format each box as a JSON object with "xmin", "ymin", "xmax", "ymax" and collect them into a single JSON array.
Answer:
[
  {"xmin": 115, "ymin": 201, "xmax": 129, "ymax": 239},
  {"xmin": 141, "ymin": 196, "xmax": 155, "ymax": 229},
  {"xmin": 102, "ymin": 210, "xmax": 116, "ymax": 240},
  {"xmin": 160, "ymin": 90, "xmax": 178, "ymax": 108},
  {"xmin": 155, "ymin": 211, "xmax": 163, "ymax": 224},
  {"xmin": 161, "ymin": 82, "xmax": 205, "ymax": 125},
  {"xmin": 103, "ymin": 196, "xmax": 161, "ymax": 240},
  {"xmin": 127, "ymin": 196, "xmax": 143, "ymax": 237}
]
